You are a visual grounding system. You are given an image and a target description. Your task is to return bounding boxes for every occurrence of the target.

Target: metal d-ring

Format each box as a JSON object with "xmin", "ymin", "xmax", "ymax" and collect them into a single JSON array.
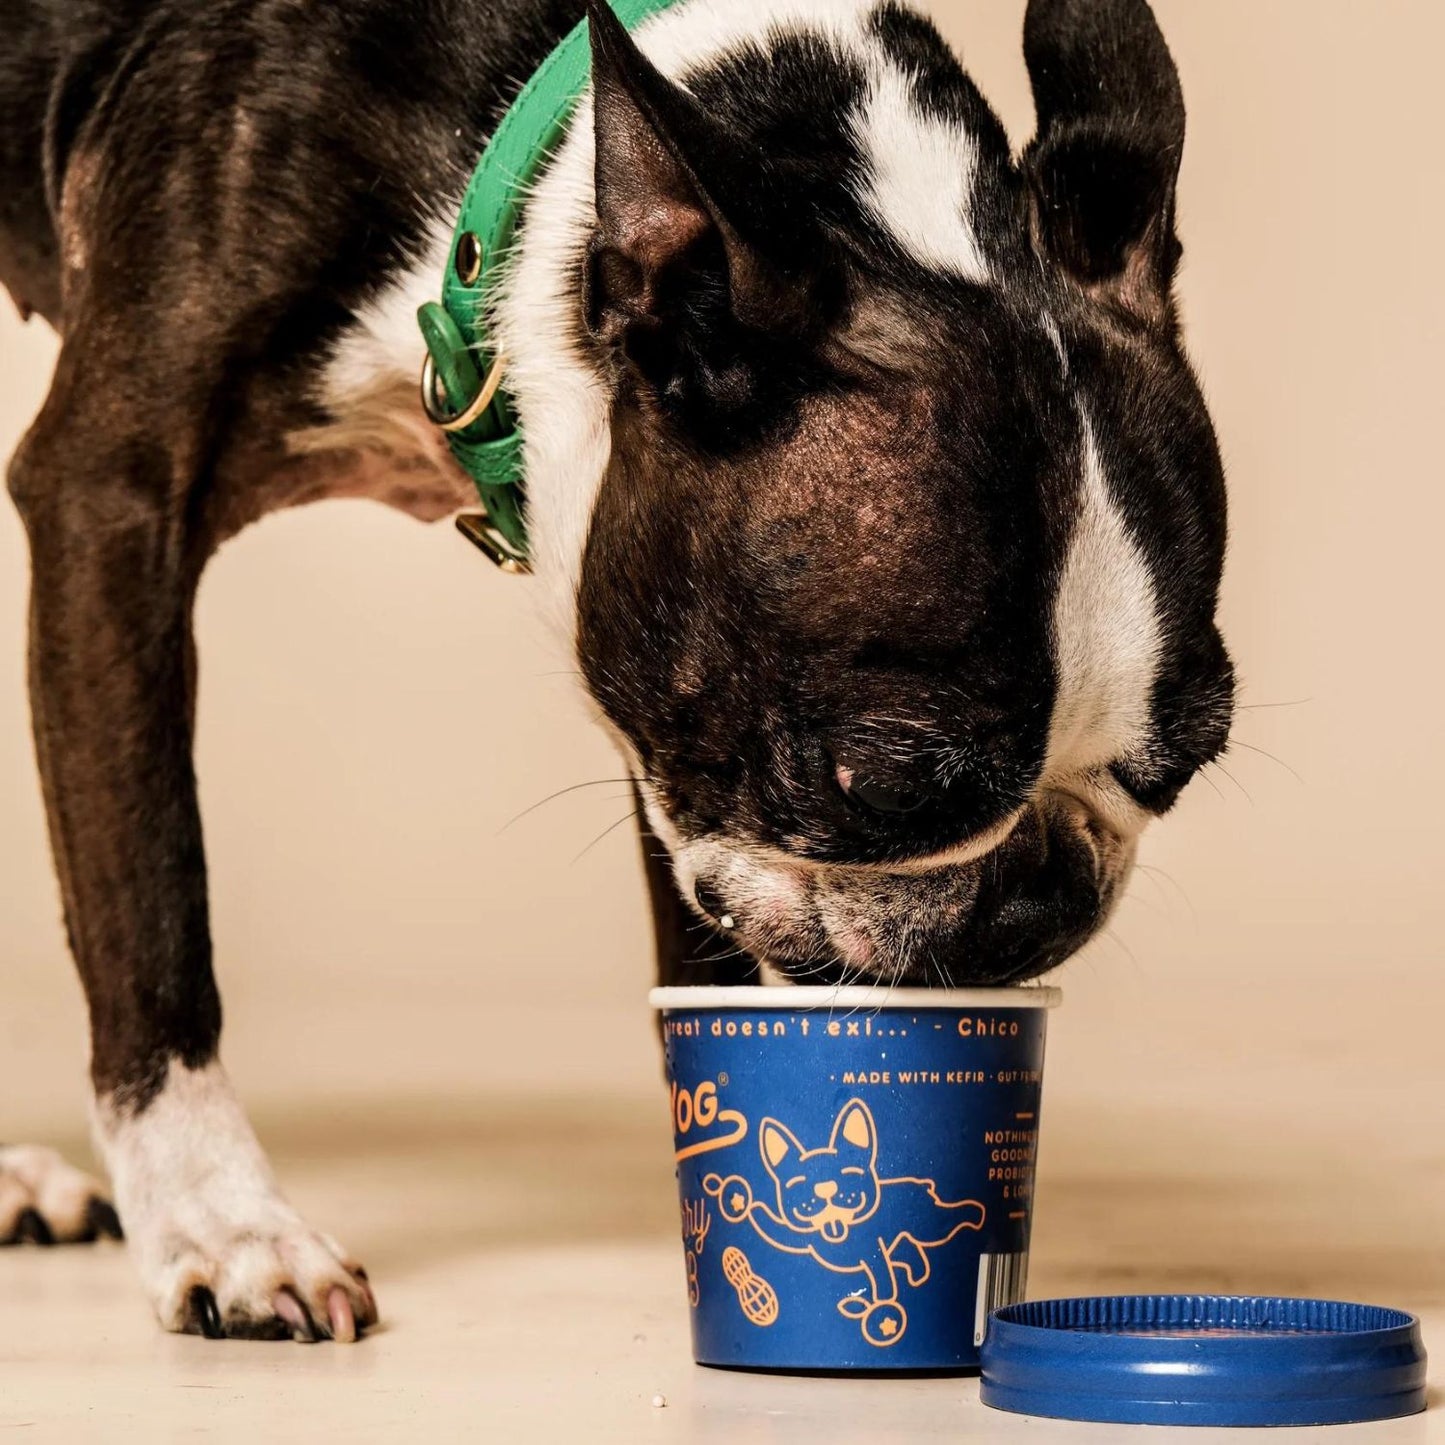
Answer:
[{"xmin": 420, "ymin": 350, "xmax": 507, "ymax": 434}]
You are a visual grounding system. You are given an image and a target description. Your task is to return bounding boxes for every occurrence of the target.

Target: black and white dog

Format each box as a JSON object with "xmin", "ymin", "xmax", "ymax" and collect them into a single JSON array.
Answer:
[{"xmin": 1, "ymin": 0, "xmax": 1232, "ymax": 1341}]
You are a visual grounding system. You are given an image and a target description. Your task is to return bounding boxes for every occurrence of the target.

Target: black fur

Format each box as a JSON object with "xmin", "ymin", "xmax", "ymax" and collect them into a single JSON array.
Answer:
[
  {"xmin": 1023, "ymin": 0, "xmax": 1186, "ymax": 317},
  {"xmin": 0, "ymin": 0, "xmax": 1236, "ymax": 1339},
  {"xmin": 1, "ymin": 0, "xmax": 1230, "ymax": 1170},
  {"xmin": 578, "ymin": 0, "xmax": 1232, "ymax": 983}
]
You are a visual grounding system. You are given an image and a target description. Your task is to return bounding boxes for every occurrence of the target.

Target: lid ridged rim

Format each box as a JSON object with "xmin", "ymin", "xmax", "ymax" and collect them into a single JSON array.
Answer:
[
  {"xmin": 996, "ymin": 1295, "xmax": 1417, "ymax": 1337},
  {"xmin": 981, "ymin": 1294, "xmax": 1428, "ymax": 1428},
  {"xmin": 649, "ymin": 984, "xmax": 1061, "ymax": 1011}
]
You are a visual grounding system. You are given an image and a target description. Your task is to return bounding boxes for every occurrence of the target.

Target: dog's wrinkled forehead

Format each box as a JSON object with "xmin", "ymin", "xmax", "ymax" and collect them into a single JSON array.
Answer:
[
  {"xmin": 589, "ymin": 298, "xmax": 1068, "ymax": 718},
  {"xmin": 749, "ymin": 309, "xmax": 1068, "ymax": 625}
]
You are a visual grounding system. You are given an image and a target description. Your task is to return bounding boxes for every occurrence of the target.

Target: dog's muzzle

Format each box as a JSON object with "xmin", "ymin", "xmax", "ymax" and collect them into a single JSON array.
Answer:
[{"xmin": 678, "ymin": 791, "xmax": 1132, "ymax": 987}]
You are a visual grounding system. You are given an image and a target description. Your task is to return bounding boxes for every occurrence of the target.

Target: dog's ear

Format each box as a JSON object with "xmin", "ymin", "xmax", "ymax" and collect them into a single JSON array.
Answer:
[
  {"xmin": 1022, "ymin": 0, "xmax": 1185, "ymax": 325},
  {"xmin": 586, "ymin": 0, "xmax": 810, "ymax": 415}
]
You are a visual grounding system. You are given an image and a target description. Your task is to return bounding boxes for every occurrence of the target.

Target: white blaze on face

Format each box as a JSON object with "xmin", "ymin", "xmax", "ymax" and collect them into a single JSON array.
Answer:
[
  {"xmin": 851, "ymin": 57, "xmax": 988, "ymax": 284},
  {"xmin": 1047, "ymin": 419, "xmax": 1162, "ymax": 779}
]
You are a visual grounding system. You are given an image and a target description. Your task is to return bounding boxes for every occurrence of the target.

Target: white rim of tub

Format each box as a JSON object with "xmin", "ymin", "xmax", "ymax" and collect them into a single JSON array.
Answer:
[{"xmin": 650, "ymin": 985, "xmax": 1061, "ymax": 1011}]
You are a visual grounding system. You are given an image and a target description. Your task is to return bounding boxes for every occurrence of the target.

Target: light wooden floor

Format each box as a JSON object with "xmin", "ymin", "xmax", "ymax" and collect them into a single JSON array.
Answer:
[{"xmin": 2, "ymin": 1092, "xmax": 1439, "ymax": 1443}]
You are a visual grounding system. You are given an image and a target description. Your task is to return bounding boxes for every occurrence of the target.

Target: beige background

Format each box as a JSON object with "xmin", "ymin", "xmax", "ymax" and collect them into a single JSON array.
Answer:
[{"xmin": 1, "ymin": 1, "xmax": 1443, "ymax": 1436}]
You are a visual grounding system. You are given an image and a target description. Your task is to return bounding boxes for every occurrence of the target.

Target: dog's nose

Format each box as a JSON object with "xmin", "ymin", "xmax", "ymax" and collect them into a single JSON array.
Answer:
[
  {"xmin": 813, "ymin": 1180, "xmax": 838, "ymax": 1201},
  {"xmin": 693, "ymin": 881, "xmax": 734, "ymax": 929}
]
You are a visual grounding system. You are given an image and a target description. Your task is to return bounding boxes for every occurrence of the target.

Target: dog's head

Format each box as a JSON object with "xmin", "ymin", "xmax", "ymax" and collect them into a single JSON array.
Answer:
[{"xmin": 575, "ymin": 0, "xmax": 1234, "ymax": 985}]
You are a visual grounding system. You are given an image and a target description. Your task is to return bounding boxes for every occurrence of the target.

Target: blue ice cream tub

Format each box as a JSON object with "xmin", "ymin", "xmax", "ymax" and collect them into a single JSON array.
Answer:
[{"xmin": 652, "ymin": 985, "xmax": 1061, "ymax": 1373}]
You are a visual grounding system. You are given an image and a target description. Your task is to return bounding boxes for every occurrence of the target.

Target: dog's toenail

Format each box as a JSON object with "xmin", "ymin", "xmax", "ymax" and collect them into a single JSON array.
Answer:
[
  {"xmin": 16, "ymin": 1207, "xmax": 54, "ymax": 1246},
  {"xmin": 86, "ymin": 1197, "xmax": 123, "ymax": 1241},
  {"xmin": 188, "ymin": 1284, "xmax": 224, "ymax": 1339},
  {"xmin": 274, "ymin": 1289, "xmax": 317, "ymax": 1343},
  {"xmin": 353, "ymin": 1274, "xmax": 379, "ymax": 1322},
  {"xmin": 327, "ymin": 1286, "xmax": 357, "ymax": 1343}
]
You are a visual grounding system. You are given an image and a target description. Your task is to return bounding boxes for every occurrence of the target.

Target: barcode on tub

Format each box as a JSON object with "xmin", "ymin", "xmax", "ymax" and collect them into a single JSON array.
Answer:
[{"xmin": 973, "ymin": 1250, "xmax": 1029, "ymax": 1346}]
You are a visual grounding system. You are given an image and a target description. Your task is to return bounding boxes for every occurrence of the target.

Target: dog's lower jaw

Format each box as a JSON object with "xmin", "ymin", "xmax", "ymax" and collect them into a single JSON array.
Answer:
[{"xmin": 93, "ymin": 1062, "xmax": 376, "ymax": 1342}]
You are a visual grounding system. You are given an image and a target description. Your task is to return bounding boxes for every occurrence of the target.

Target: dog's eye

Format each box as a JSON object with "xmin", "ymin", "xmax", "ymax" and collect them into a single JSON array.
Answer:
[{"xmin": 834, "ymin": 763, "xmax": 927, "ymax": 816}]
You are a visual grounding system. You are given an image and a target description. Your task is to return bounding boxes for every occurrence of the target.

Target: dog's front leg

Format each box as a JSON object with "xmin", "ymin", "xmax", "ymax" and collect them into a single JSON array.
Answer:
[{"xmin": 8, "ymin": 356, "xmax": 375, "ymax": 1342}]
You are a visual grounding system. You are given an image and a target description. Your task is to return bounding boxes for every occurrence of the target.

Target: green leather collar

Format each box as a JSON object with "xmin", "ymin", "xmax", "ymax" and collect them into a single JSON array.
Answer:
[{"xmin": 417, "ymin": 0, "xmax": 681, "ymax": 572}]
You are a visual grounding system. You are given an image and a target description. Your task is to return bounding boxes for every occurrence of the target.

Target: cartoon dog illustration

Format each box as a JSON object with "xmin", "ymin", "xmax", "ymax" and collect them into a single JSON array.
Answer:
[{"xmin": 704, "ymin": 1099, "xmax": 984, "ymax": 1346}]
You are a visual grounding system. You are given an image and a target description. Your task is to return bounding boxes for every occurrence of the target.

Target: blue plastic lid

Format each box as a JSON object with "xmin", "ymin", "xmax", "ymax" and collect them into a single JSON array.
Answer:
[{"xmin": 980, "ymin": 1295, "xmax": 1428, "ymax": 1427}]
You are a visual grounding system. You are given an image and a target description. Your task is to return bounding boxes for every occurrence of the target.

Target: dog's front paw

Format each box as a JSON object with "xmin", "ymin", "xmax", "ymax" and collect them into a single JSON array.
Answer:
[
  {"xmin": 97, "ymin": 1061, "xmax": 377, "ymax": 1342},
  {"xmin": 0, "ymin": 1144, "xmax": 123, "ymax": 1244},
  {"xmin": 151, "ymin": 1208, "xmax": 378, "ymax": 1343}
]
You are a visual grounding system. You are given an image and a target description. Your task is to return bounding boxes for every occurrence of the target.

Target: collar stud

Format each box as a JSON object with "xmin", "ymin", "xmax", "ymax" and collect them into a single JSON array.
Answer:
[{"xmin": 454, "ymin": 231, "xmax": 483, "ymax": 286}]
